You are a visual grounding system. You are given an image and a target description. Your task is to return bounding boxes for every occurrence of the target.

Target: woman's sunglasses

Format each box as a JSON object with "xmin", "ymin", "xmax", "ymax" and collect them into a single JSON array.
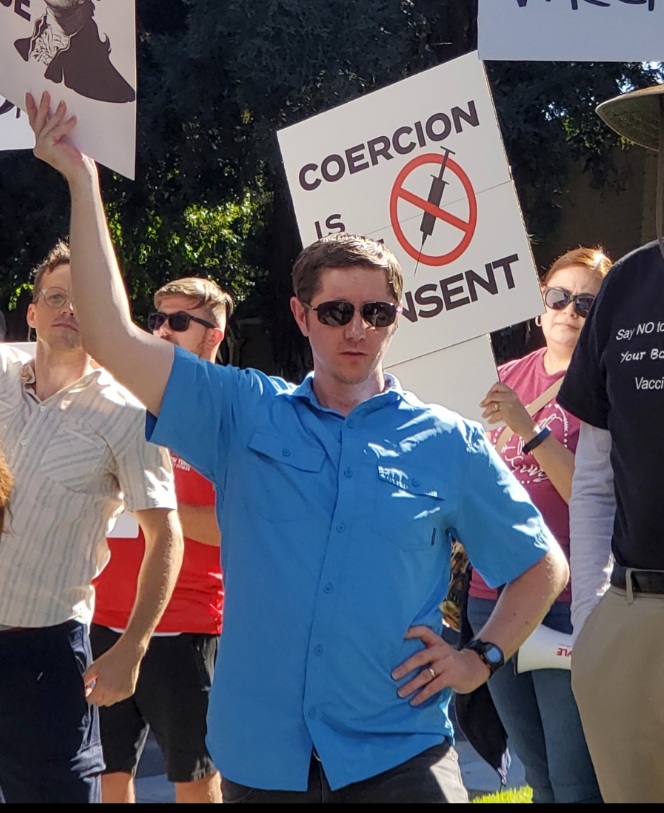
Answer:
[
  {"xmin": 303, "ymin": 300, "xmax": 402, "ymax": 328},
  {"xmin": 543, "ymin": 287, "xmax": 596, "ymax": 319},
  {"xmin": 147, "ymin": 311, "xmax": 216, "ymax": 332}
]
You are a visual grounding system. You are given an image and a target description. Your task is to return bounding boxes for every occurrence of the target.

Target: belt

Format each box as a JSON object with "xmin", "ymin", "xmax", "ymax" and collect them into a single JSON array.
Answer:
[{"xmin": 611, "ymin": 564, "xmax": 664, "ymax": 594}]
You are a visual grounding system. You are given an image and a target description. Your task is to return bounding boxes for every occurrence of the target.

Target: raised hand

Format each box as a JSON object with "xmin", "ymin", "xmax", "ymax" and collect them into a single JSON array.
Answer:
[{"xmin": 25, "ymin": 90, "xmax": 94, "ymax": 180}]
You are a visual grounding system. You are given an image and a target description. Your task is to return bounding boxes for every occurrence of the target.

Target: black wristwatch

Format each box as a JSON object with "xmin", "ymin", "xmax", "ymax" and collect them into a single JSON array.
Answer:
[{"xmin": 464, "ymin": 638, "xmax": 505, "ymax": 676}]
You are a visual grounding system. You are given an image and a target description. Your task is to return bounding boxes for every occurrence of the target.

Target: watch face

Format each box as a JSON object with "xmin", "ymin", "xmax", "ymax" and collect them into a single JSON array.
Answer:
[{"xmin": 483, "ymin": 644, "xmax": 504, "ymax": 666}]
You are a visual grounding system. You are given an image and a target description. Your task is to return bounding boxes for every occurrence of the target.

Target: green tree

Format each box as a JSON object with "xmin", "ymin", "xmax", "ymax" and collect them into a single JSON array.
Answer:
[{"xmin": 0, "ymin": 0, "xmax": 661, "ymax": 370}]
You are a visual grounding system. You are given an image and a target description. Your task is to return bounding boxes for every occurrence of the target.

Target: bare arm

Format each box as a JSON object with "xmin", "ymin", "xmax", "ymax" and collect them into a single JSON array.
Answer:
[
  {"xmin": 482, "ymin": 381, "xmax": 575, "ymax": 502},
  {"xmin": 84, "ymin": 507, "xmax": 184, "ymax": 706},
  {"xmin": 26, "ymin": 91, "xmax": 173, "ymax": 416},
  {"xmin": 178, "ymin": 502, "xmax": 221, "ymax": 548},
  {"xmin": 393, "ymin": 544, "xmax": 569, "ymax": 703},
  {"xmin": 569, "ymin": 422, "xmax": 615, "ymax": 638}
]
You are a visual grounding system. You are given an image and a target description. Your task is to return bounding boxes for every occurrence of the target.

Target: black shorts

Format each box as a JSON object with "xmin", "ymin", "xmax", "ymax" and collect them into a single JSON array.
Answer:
[
  {"xmin": 0, "ymin": 621, "xmax": 104, "ymax": 803},
  {"xmin": 90, "ymin": 624, "xmax": 219, "ymax": 783}
]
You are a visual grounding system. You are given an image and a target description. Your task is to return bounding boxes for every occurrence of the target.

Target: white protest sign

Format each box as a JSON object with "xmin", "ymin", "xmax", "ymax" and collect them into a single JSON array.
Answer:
[
  {"xmin": 0, "ymin": 0, "xmax": 137, "ymax": 179},
  {"xmin": 0, "ymin": 93, "xmax": 34, "ymax": 150},
  {"xmin": 277, "ymin": 51, "xmax": 543, "ymax": 369},
  {"xmin": 478, "ymin": 0, "xmax": 663, "ymax": 62},
  {"xmin": 386, "ymin": 335, "xmax": 498, "ymax": 427}
]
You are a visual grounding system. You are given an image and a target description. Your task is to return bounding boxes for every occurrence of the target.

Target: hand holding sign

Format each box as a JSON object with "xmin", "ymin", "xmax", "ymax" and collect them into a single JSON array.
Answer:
[{"xmin": 25, "ymin": 90, "xmax": 94, "ymax": 181}]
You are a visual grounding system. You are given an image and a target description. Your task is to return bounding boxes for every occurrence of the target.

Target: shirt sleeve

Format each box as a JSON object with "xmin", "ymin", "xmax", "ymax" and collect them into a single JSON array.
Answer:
[
  {"xmin": 569, "ymin": 422, "xmax": 615, "ymax": 639},
  {"xmin": 146, "ymin": 346, "xmax": 291, "ymax": 487},
  {"xmin": 557, "ymin": 270, "xmax": 613, "ymax": 430},
  {"xmin": 452, "ymin": 423, "xmax": 553, "ymax": 589},
  {"xmin": 115, "ymin": 410, "xmax": 177, "ymax": 513}
]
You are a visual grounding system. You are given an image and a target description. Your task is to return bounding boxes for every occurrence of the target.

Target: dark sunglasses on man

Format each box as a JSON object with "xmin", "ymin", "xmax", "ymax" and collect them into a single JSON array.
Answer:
[
  {"xmin": 543, "ymin": 287, "xmax": 596, "ymax": 319},
  {"xmin": 147, "ymin": 311, "xmax": 216, "ymax": 332},
  {"xmin": 303, "ymin": 300, "xmax": 402, "ymax": 328}
]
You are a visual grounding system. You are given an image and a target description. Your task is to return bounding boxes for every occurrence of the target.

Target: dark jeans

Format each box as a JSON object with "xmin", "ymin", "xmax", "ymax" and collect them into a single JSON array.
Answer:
[
  {"xmin": 0, "ymin": 621, "xmax": 103, "ymax": 804},
  {"xmin": 222, "ymin": 743, "xmax": 468, "ymax": 803}
]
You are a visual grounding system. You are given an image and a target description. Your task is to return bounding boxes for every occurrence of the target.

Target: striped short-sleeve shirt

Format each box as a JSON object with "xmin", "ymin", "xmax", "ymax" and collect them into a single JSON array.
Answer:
[{"xmin": 0, "ymin": 346, "xmax": 176, "ymax": 628}]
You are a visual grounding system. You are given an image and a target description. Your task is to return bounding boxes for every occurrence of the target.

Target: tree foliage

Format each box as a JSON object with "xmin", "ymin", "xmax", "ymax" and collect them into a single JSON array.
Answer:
[{"xmin": 0, "ymin": 0, "xmax": 661, "ymax": 371}]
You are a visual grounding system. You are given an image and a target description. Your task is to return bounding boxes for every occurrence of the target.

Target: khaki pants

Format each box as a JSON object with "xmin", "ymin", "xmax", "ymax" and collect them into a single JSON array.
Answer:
[{"xmin": 572, "ymin": 586, "xmax": 664, "ymax": 803}]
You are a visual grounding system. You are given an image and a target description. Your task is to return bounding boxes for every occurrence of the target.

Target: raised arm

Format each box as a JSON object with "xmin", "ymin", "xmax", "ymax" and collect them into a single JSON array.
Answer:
[{"xmin": 26, "ymin": 91, "xmax": 173, "ymax": 416}]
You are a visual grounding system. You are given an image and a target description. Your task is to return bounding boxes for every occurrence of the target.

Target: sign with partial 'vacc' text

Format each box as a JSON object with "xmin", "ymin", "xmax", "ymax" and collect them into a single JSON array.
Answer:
[
  {"xmin": 478, "ymin": 0, "xmax": 664, "ymax": 62},
  {"xmin": 0, "ymin": 0, "xmax": 137, "ymax": 178},
  {"xmin": 0, "ymin": 93, "xmax": 34, "ymax": 150},
  {"xmin": 277, "ymin": 51, "xmax": 543, "ymax": 370}
]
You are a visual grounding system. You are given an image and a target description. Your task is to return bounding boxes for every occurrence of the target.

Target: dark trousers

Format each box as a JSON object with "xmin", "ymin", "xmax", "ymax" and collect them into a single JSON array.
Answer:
[
  {"xmin": 0, "ymin": 621, "xmax": 104, "ymax": 804},
  {"xmin": 221, "ymin": 743, "xmax": 468, "ymax": 803}
]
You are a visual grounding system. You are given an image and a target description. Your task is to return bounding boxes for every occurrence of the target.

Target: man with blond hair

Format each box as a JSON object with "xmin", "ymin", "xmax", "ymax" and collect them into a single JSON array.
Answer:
[
  {"xmin": 92, "ymin": 277, "xmax": 233, "ymax": 803},
  {"xmin": 0, "ymin": 240, "xmax": 183, "ymax": 804}
]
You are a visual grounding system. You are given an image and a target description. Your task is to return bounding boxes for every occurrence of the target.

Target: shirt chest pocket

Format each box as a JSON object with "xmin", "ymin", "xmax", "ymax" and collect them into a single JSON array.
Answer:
[
  {"xmin": 245, "ymin": 431, "xmax": 325, "ymax": 522},
  {"xmin": 373, "ymin": 466, "xmax": 446, "ymax": 550},
  {"xmin": 39, "ymin": 423, "xmax": 110, "ymax": 493}
]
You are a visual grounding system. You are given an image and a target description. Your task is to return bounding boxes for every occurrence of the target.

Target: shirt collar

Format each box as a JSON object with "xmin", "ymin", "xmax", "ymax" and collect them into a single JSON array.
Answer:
[{"xmin": 290, "ymin": 371, "xmax": 405, "ymax": 413}]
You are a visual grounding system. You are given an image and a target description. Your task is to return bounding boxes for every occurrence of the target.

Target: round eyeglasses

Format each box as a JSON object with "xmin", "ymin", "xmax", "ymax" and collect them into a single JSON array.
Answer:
[{"xmin": 35, "ymin": 287, "xmax": 75, "ymax": 310}]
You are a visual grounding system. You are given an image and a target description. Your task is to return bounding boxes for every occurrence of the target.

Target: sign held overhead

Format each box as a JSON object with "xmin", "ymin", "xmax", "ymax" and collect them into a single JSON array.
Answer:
[
  {"xmin": 277, "ymin": 52, "xmax": 543, "ymax": 369},
  {"xmin": 0, "ymin": 0, "xmax": 138, "ymax": 178},
  {"xmin": 478, "ymin": 0, "xmax": 663, "ymax": 62}
]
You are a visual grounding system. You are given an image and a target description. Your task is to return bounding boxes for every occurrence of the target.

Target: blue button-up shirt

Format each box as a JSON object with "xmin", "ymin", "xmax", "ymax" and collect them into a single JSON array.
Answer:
[{"xmin": 147, "ymin": 347, "xmax": 553, "ymax": 791}]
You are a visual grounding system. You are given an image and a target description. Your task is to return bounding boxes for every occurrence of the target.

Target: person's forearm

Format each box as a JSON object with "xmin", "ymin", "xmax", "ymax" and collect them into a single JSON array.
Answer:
[
  {"xmin": 178, "ymin": 503, "xmax": 221, "ymax": 547},
  {"xmin": 569, "ymin": 423, "xmax": 615, "ymax": 638},
  {"xmin": 474, "ymin": 544, "xmax": 570, "ymax": 659},
  {"xmin": 68, "ymin": 161, "xmax": 138, "ymax": 363},
  {"xmin": 529, "ymin": 435, "xmax": 575, "ymax": 503},
  {"xmin": 120, "ymin": 509, "xmax": 184, "ymax": 655}
]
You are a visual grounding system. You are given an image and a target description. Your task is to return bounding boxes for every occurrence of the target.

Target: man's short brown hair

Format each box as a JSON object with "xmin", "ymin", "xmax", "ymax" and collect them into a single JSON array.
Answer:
[
  {"xmin": 31, "ymin": 240, "xmax": 71, "ymax": 300},
  {"xmin": 154, "ymin": 277, "xmax": 234, "ymax": 328},
  {"xmin": 291, "ymin": 233, "xmax": 404, "ymax": 305}
]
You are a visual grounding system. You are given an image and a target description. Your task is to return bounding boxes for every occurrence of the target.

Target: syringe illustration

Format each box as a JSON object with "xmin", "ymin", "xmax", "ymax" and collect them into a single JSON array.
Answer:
[{"xmin": 414, "ymin": 146, "xmax": 455, "ymax": 275}]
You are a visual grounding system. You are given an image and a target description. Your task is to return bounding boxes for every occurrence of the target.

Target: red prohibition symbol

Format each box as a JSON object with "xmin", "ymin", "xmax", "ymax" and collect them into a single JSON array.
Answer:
[{"xmin": 389, "ymin": 152, "xmax": 478, "ymax": 267}]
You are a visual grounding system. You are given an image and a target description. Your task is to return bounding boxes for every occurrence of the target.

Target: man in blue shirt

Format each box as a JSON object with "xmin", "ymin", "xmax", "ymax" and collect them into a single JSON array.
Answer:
[{"xmin": 27, "ymin": 90, "xmax": 569, "ymax": 803}]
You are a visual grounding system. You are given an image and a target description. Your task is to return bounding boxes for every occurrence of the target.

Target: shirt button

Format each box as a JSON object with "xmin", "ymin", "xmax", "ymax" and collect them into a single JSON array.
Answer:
[
  {"xmin": 314, "ymin": 645, "xmax": 324, "ymax": 656},
  {"xmin": 282, "ymin": 449, "xmax": 291, "ymax": 457},
  {"xmin": 336, "ymin": 523, "xmax": 346, "ymax": 534},
  {"xmin": 323, "ymin": 583, "xmax": 334, "ymax": 594},
  {"xmin": 344, "ymin": 467, "xmax": 353, "ymax": 478},
  {"xmin": 308, "ymin": 708, "xmax": 319, "ymax": 720},
  {"xmin": 412, "ymin": 478, "xmax": 420, "ymax": 488},
  {"xmin": 39, "ymin": 405, "xmax": 46, "ymax": 412},
  {"xmin": 20, "ymin": 439, "xmax": 27, "ymax": 446},
  {"xmin": 347, "ymin": 419, "xmax": 355, "ymax": 429}
]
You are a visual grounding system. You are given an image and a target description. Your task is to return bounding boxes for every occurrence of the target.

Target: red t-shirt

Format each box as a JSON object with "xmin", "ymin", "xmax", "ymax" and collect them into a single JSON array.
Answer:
[
  {"xmin": 93, "ymin": 455, "xmax": 223, "ymax": 634},
  {"xmin": 469, "ymin": 347, "xmax": 576, "ymax": 604}
]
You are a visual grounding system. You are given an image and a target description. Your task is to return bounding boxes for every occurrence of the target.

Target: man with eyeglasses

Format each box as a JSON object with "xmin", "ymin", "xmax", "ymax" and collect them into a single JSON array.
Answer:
[
  {"xmin": 0, "ymin": 239, "xmax": 184, "ymax": 804},
  {"xmin": 26, "ymin": 90, "xmax": 569, "ymax": 803},
  {"xmin": 91, "ymin": 277, "xmax": 232, "ymax": 803}
]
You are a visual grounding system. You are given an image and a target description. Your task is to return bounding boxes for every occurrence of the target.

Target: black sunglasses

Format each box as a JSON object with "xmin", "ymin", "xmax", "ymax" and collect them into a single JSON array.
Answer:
[
  {"xmin": 543, "ymin": 287, "xmax": 596, "ymax": 319},
  {"xmin": 303, "ymin": 300, "xmax": 402, "ymax": 328},
  {"xmin": 147, "ymin": 311, "xmax": 216, "ymax": 332}
]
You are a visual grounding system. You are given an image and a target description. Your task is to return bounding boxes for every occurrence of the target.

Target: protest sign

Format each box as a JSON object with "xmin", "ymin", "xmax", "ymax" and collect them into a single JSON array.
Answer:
[
  {"xmin": 385, "ymin": 335, "xmax": 499, "ymax": 428},
  {"xmin": 277, "ymin": 52, "xmax": 543, "ymax": 371},
  {"xmin": 0, "ymin": 93, "xmax": 34, "ymax": 150},
  {"xmin": 478, "ymin": 0, "xmax": 663, "ymax": 62},
  {"xmin": 0, "ymin": 0, "xmax": 137, "ymax": 178}
]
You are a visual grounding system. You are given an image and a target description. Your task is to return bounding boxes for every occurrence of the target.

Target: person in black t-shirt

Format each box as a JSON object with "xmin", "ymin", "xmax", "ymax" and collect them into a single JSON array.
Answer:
[{"xmin": 558, "ymin": 82, "xmax": 664, "ymax": 805}]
